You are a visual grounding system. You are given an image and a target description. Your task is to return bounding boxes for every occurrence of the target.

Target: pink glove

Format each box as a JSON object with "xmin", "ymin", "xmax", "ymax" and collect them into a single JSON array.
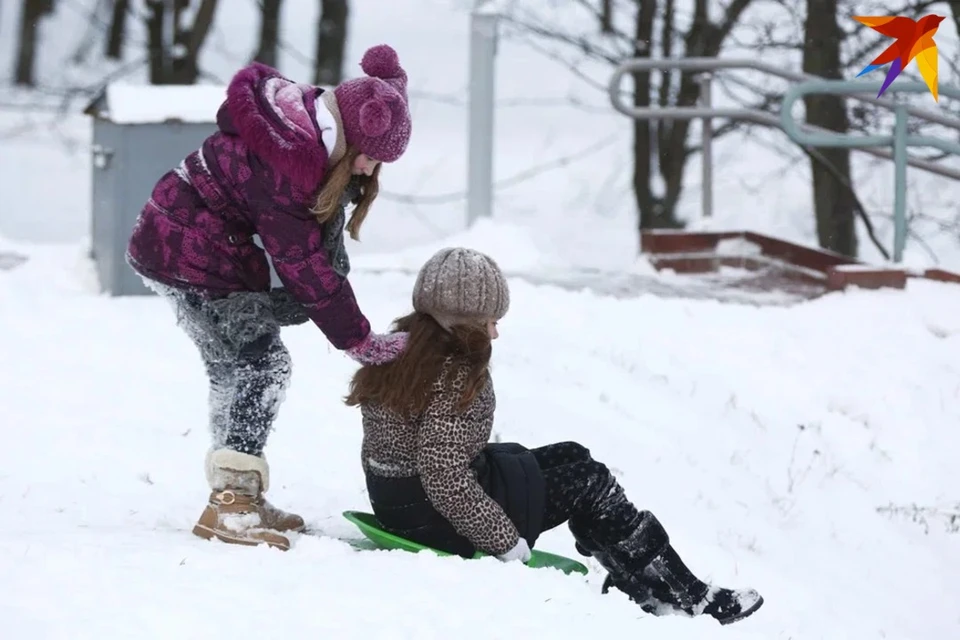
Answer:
[{"xmin": 345, "ymin": 331, "xmax": 409, "ymax": 365}]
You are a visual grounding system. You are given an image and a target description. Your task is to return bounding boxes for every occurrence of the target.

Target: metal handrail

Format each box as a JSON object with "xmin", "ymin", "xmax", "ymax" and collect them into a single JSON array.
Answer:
[
  {"xmin": 781, "ymin": 79, "xmax": 960, "ymax": 262},
  {"xmin": 607, "ymin": 57, "xmax": 960, "ymax": 263},
  {"xmin": 608, "ymin": 58, "xmax": 960, "ymax": 130}
]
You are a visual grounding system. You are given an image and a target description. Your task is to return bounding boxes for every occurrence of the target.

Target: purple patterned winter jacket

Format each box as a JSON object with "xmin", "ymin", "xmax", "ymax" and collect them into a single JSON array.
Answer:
[{"xmin": 127, "ymin": 63, "xmax": 371, "ymax": 350}]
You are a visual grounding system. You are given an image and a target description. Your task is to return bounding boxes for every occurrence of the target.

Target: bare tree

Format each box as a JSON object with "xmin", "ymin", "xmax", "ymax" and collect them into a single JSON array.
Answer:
[
  {"xmin": 14, "ymin": 0, "xmax": 56, "ymax": 86},
  {"xmin": 727, "ymin": 0, "xmax": 957, "ymax": 258},
  {"xmin": 507, "ymin": 0, "xmax": 760, "ymax": 238},
  {"xmin": 313, "ymin": 0, "xmax": 349, "ymax": 85},
  {"xmin": 803, "ymin": 0, "xmax": 857, "ymax": 256},
  {"xmin": 145, "ymin": 0, "xmax": 220, "ymax": 85},
  {"xmin": 106, "ymin": 0, "xmax": 130, "ymax": 60},
  {"xmin": 144, "ymin": 0, "xmax": 167, "ymax": 83},
  {"xmin": 253, "ymin": 0, "xmax": 284, "ymax": 68}
]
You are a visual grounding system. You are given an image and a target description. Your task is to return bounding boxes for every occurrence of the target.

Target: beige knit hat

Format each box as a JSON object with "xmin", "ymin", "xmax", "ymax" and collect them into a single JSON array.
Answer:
[{"xmin": 412, "ymin": 247, "xmax": 509, "ymax": 330}]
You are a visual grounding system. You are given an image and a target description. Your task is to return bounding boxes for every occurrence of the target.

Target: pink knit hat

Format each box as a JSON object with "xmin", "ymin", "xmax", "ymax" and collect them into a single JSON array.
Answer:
[{"xmin": 334, "ymin": 44, "xmax": 412, "ymax": 163}]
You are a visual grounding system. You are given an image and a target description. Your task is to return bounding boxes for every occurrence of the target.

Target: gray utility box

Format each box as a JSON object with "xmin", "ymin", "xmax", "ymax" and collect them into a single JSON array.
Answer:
[{"xmin": 84, "ymin": 82, "xmax": 280, "ymax": 296}]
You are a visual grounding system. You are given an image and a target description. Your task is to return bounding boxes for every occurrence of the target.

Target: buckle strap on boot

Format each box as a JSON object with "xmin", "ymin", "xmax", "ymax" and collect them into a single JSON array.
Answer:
[{"xmin": 210, "ymin": 489, "xmax": 261, "ymax": 513}]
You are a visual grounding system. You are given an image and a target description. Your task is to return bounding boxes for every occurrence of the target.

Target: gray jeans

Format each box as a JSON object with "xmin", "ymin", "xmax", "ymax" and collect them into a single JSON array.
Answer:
[{"xmin": 149, "ymin": 281, "xmax": 306, "ymax": 456}]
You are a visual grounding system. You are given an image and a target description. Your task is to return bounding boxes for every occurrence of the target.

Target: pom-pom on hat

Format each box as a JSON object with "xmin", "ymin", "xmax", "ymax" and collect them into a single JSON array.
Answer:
[{"xmin": 333, "ymin": 44, "xmax": 412, "ymax": 163}]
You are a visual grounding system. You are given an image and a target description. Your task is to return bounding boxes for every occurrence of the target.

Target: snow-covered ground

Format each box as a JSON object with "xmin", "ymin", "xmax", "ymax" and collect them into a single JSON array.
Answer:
[
  {"xmin": 3, "ymin": 0, "xmax": 960, "ymax": 638},
  {"xmin": 3, "ymin": 230, "xmax": 960, "ymax": 639}
]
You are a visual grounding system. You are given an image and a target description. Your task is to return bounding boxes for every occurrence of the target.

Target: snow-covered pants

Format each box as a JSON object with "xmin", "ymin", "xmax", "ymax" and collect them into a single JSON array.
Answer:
[
  {"xmin": 534, "ymin": 442, "xmax": 644, "ymax": 546},
  {"xmin": 153, "ymin": 285, "xmax": 293, "ymax": 457},
  {"xmin": 538, "ymin": 442, "xmax": 718, "ymax": 613}
]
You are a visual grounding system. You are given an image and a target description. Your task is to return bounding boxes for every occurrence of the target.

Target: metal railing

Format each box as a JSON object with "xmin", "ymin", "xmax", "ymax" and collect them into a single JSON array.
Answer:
[
  {"xmin": 781, "ymin": 80, "xmax": 960, "ymax": 261},
  {"xmin": 607, "ymin": 58, "xmax": 960, "ymax": 262}
]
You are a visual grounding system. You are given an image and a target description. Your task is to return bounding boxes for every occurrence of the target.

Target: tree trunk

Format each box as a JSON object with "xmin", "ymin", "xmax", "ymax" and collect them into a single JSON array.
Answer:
[
  {"xmin": 631, "ymin": 0, "xmax": 753, "ymax": 233},
  {"xmin": 14, "ymin": 0, "xmax": 54, "ymax": 86},
  {"xmin": 169, "ymin": 0, "xmax": 219, "ymax": 84},
  {"xmin": 313, "ymin": 0, "xmax": 348, "ymax": 86},
  {"xmin": 146, "ymin": 0, "xmax": 220, "ymax": 85},
  {"xmin": 253, "ymin": 0, "xmax": 283, "ymax": 67},
  {"xmin": 106, "ymin": 0, "xmax": 129, "ymax": 59},
  {"xmin": 654, "ymin": 0, "xmax": 754, "ymax": 228},
  {"xmin": 600, "ymin": 0, "xmax": 613, "ymax": 33},
  {"xmin": 631, "ymin": 0, "xmax": 662, "ymax": 236},
  {"xmin": 803, "ymin": 0, "xmax": 857, "ymax": 256},
  {"xmin": 657, "ymin": 0, "xmax": 689, "ymax": 224},
  {"xmin": 145, "ymin": 0, "xmax": 167, "ymax": 84}
]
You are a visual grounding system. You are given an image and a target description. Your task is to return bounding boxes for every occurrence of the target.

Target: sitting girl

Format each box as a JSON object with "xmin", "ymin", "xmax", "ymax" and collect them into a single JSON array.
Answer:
[{"xmin": 344, "ymin": 247, "xmax": 764, "ymax": 625}]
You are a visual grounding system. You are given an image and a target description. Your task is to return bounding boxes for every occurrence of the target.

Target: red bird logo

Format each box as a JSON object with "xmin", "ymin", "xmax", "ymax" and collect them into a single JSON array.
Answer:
[{"xmin": 854, "ymin": 14, "xmax": 945, "ymax": 101}]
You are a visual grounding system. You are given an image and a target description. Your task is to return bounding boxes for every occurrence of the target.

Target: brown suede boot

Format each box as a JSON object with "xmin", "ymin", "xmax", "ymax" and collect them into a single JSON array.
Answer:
[
  {"xmin": 192, "ymin": 448, "xmax": 304, "ymax": 551},
  {"xmin": 261, "ymin": 498, "xmax": 306, "ymax": 533}
]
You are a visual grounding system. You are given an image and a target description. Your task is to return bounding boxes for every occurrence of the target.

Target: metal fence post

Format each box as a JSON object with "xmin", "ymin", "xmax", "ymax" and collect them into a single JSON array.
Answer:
[
  {"xmin": 467, "ymin": 3, "xmax": 500, "ymax": 226},
  {"xmin": 698, "ymin": 73, "xmax": 714, "ymax": 219},
  {"xmin": 892, "ymin": 103, "xmax": 909, "ymax": 262}
]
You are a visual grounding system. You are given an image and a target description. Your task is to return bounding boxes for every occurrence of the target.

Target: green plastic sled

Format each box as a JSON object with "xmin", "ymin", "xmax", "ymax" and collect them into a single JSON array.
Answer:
[{"xmin": 343, "ymin": 510, "xmax": 589, "ymax": 576}]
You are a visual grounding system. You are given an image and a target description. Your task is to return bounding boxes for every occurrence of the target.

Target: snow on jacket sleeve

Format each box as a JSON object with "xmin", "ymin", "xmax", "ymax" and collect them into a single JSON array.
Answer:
[{"xmin": 415, "ymin": 365, "xmax": 521, "ymax": 556}]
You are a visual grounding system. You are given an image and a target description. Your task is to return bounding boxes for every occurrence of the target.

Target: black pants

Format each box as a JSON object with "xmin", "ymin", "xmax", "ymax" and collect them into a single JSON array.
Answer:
[
  {"xmin": 533, "ymin": 442, "xmax": 642, "ymax": 547},
  {"xmin": 368, "ymin": 441, "xmax": 644, "ymax": 558},
  {"xmin": 539, "ymin": 442, "xmax": 719, "ymax": 614},
  {"xmin": 154, "ymin": 284, "xmax": 293, "ymax": 456},
  {"xmin": 371, "ymin": 441, "xmax": 714, "ymax": 615},
  {"xmin": 367, "ymin": 442, "xmax": 546, "ymax": 558}
]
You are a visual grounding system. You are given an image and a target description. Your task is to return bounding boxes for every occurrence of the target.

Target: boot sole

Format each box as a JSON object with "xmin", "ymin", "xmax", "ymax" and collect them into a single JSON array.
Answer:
[
  {"xmin": 192, "ymin": 523, "xmax": 291, "ymax": 552},
  {"xmin": 718, "ymin": 595, "xmax": 764, "ymax": 625}
]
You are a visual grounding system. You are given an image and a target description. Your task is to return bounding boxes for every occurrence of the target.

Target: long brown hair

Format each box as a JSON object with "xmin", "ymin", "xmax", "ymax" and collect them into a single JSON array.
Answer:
[
  {"xmin": 311, "ymin": 146, "xmax": 381, "ymax": 241},
  {"xmin": 345, "ymin": 312, "xmax": 492, "ymax": 416}
]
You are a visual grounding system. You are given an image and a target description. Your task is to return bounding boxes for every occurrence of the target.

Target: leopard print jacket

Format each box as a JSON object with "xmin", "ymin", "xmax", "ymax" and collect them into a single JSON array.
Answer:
[{"xmin": 360, "ymin": 360, "xmax": 521, "ymax": 556}]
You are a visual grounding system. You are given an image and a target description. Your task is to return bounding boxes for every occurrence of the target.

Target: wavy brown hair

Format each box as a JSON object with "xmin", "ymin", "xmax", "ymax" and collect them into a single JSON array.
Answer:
[
  {"xmin": 345, "ymin": 312, "xmax": 492, "ymax": 416},
  {"xmin": 311, "ymin": 145, "xmax": 381, "ymax": 241}
]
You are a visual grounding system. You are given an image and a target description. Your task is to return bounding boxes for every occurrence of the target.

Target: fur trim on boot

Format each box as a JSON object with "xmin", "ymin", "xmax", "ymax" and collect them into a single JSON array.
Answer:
[{"xmin": 205, "ymin": 448, "xmax": 270, "ymax": 492}]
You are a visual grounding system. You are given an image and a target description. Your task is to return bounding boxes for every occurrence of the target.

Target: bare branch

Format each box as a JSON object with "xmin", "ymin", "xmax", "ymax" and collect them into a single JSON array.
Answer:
[
  {"xmin": 717, "ymin": 0, "xmax": 758, "ymax": 43},
  {"xmin": 501, "ymin": 29, "xmax": 612, "ymax": 93},
  {"xmin": 500, "ymin": 15, "xmax": 623, "ymax": 65},
  {"xmin": 379, "ymin": 133, "xmax": 620, "ymax": 205}
]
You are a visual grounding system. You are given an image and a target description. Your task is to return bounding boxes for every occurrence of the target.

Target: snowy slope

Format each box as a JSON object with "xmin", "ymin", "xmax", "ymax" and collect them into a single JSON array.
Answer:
[
  {"xmin": 2, "ymin": 231, "xmax": 960, "ymax": 639},
  {"xmin": 3, "ymin": 1, "xmax": 960, "ymax": 637}
]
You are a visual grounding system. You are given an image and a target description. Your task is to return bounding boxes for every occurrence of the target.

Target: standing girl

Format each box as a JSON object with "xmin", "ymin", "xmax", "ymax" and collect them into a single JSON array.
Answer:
[{"xmin": 127, "ymin": 44, "xmax": 412, "ymax": 551}]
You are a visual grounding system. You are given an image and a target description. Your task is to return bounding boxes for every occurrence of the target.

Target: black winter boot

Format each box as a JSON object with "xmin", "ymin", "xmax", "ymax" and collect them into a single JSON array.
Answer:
[
  {"xmin": 570, "ymin": 510, "xmax": 673, "ymax": 614},
  {"xmin": 698, "ymin": 585, "xmax": 765, "ymax": 625},
  {"xmin": 645, "ymin": 545, "xmax": 764, "ymax": 624},
  {"xmin": 571, "ymin": 513, "xmax": 764, "ymax": 625}
]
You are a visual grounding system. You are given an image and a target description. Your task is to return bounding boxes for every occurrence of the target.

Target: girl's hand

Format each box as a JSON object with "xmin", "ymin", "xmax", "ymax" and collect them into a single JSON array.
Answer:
[
  {"xmin": 346, "ymin": 331, "xmax": 408, "ymax": 365},
  {"xmin": 496, "ymin": 537, "xmax": 531, "ymax": 563}
]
